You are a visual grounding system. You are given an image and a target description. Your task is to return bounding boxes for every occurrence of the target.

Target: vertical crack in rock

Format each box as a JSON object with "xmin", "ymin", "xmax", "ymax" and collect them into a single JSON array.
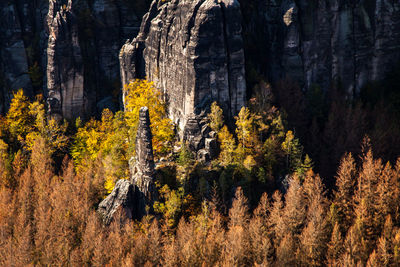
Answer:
[
  {"xmin": 120, "ymin": 0, "xmax": 246, "ymax": 137},
  {"xmin": 219, "ymin": 1, "xmax": 233, "ymax": 116},
  {"xmin": 46, "ymin": 0, "xmax": 84, "ymax": 120}
]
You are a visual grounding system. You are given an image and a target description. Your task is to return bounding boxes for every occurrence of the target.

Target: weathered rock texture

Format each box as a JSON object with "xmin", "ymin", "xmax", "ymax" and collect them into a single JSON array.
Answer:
[
  {"xmin": 239, "ymin": 0, "xmax": 400, "ymax": 95},
  {"xmin": 97, "ymin": 179, "xmax": 136, "ymax": 225},
  {"xmin": 47, "ymin": 0, "xmax": 85, "ymax": 119},
  {"xmin": 130, "ymin": 107, "xmax": 157, "ymax": 215},
  {"xmin": 120, "ymin": 0, "xmax": 247, "ymax": 130},
  {"xmin": 0, "ymin": 0, "xmax": 150, "ymax": 118},
  {"xmin": 99, "ymin": 107, "xmax": 157, "ymax": 224},
  {"xmin": 183, "ymin": 112, "xmax": 218, "ymax": 161},
  {"xmin": 0, "ymin": 2, "xmax": 34, "ymax": 113},
  {"xmin": 45, "ymin": 0, "xmax": 151, "ymax": 119}
]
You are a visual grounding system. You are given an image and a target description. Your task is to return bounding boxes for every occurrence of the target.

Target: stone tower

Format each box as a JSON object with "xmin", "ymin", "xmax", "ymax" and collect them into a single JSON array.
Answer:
[{"xmin": 130, "ymin": 106, "xmax": 157, "ymax": 214}]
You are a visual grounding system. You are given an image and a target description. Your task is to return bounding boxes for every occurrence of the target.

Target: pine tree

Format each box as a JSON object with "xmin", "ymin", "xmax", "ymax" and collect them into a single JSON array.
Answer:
[
  {"xmin": 223, "ymin": 187, "xmax": 251, "ymax": 266},
  {"xmin": 327, "ymin": 223, "xmax": 344, "ymax": 266},
  {"xmin": 208, "ymin": 101, "xmax": 224, "ymax": 133},
  {"xmin": 333, "ymin": 153, "xmax": 357, "ymax": 233},
  {"xmin": 218, "ymin": 125, "xmax": 236, "ymax": 166}
]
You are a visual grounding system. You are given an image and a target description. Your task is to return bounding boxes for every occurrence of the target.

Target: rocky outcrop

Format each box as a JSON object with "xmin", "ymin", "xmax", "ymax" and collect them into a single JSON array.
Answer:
[
  {"xmin": 46, "ymin": 0, "xmax": 85, "ymax": 120},
  {"xmin": 120, "ymin": 0, "xmax": 247, "ymax": 131},
  {"xmin": 240, "ymin": 0, "xmax": 400, "ymax": 95},
  {"xmin": 183, "ymin": 112, "xmax": 218, "ymax": 162},
  {"xmin": 130, "ymin": 107, "xmax": 157, "ymax": 216},
  {"xmin": 0, "ymin": 0, "xmax": 150, "ymax": 117},
  {"xmin": 99, "ymin": 106, "xmax": 157, "ymax": 224},
  {"xmin": 0, "ymin": 2, "xmax": 34, "ymax": 113},
  {"xmin": 97, "ymin": 179, "xmax": 136, "ymax": 225}
]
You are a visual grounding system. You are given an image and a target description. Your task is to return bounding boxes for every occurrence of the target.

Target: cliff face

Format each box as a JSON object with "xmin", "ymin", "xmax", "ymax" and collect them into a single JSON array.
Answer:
[
  {"xmin": 0, "ymin": 2, "xmax": 34, "ymax": 113},
  {"xmin": 240, "ymin": 0, "xmax": 400, "ymax": 95},
  {"xmin": 1, "ymin": 0, "xmax": 399, "ymax": 120},
  {"xmin": 46, "ymin": 0, "xmax": 151, "ymax": 119},
  {"xmin": 0, "ymin": 0, "xmax": 150, "ymax": 118},
  {"xmin": 47, "ymin": 0, "xmax": 84, "ymax": 119},
  {"xmin": 120, "ymin": 0, "xmax": 247, "ymax": 130}
]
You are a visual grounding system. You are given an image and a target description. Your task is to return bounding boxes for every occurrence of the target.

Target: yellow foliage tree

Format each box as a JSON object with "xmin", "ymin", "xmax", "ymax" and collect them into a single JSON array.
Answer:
[
  {"xmin": 218, "ymin": 125, "xmax": 236, "ymax": 166},
  {"xmin": 71, "ymin": 109, "xmax": 129, "ymax": 185},
  {"xmin": 235, "ymin": 107, "xmax": 260, "ymax": 161},
  {"xmin": 123, "ymin": 79, "xmax": 174, "ymax": 156},
  {"xmin": 6, "ymin": 89, "xmax": 32, "ymax": 142},
  {"xmin": 208, "ymin": 101, "xmax": 224, "ymax": 133}
]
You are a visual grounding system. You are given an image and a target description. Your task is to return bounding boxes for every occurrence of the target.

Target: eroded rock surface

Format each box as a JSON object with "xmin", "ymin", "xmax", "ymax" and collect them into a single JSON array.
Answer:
[
  {"xmin": 45, "ymin": 0, "xmax": 150, "ymax": 119},
  {"xmin": 183, "ymin": 112, "xmax": 218, "ymax": 161},
  {"xmin": 46, "ymin": 0, "xmax": 85, "ymax": 119},
  {"xmin": 0, "ymin": 2, "xmax": 34, "ymax": 113},
  {"xmin": 120, "ymin": 0, "xmax": 247, "ymax": 131},
  {"xmin": 130, "ymin": 107, "xmax": 157, "ymax": 216},
  {"xmin": 97, "ymin": 179, "xmax": 136, "ymax": 225},
  {"xmin": 240, "ymin": 0, "xmax": 400, "ymax": 94}
]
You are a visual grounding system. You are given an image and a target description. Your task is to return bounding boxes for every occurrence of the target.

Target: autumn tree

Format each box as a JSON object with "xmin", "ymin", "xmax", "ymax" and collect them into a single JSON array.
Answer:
[
  {"xmin": 208, "ymin": 101, "xmax": 224, "ymax": 133},
  {"xmin": 123, "ymin": 79, "xmax": 174, "ymax": 156},
  {"xmin": 332, "ymin": 153, "xmax": 357, "ymax": 233}
]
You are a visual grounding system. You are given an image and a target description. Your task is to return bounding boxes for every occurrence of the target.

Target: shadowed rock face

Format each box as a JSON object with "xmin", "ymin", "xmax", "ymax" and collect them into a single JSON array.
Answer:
[
  {"xmin": 240, "ymin": 0, "xmax": 400, "ymax": 95},
  {"xmin": 120, "ymin": 0, "xmax": 247, "ymax": 131},
  {"xmin": 0, "ymin": 2, "xmax": 34, "ymax": 113}
]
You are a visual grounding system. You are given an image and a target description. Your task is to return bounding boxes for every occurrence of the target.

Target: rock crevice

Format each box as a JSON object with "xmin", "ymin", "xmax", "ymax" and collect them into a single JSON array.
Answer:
[{"xmin": 119, "ymin": 0, "xmax": 247, "ymax": 132}]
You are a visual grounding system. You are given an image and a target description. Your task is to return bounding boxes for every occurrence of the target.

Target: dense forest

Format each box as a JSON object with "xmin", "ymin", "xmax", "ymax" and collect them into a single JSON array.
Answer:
[
  {"xmin": 1, "ymin": 0, "xmax": 400, "ymax": 265},
  {"xmin": 0, "ymin": 75, "xmax": 399, "ymax": 266}
]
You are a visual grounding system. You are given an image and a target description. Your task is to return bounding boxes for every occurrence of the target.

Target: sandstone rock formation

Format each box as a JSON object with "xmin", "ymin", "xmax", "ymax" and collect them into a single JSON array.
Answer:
[
  {"xmin": 46, "ymin": 0, "xmax": 85, "ymax": 120},
  {"xmin": 130, "ymin": 107, "xmax": 157, "ymax": 215},
  {"xmin": 183, "ymin": 112, "xmax": 218, "ymax": 161},
  {"xmin": 120, "ymin": 0, "xmax": 247, "ymax": 131},
  {"xmin": 0, "ymin": 0, "xmax": 150, "ymax": 118},
  {"xmin": 0, "ymin": 2, "xmax": 34, "ymax": 113},
  {"xmin": 240, "ymin": 0, "xmax": 400, "ymax": 95},
  {"xmin": 97, "ymin": 179, "xmax": 136, "ymax": 225},
  {"xmin": 45, "ymin": 0, "xmax": 151, "ymax": 119},
  {"xmin": 99, "ymin": 107, "xmax": 157, "ymax": 224}
]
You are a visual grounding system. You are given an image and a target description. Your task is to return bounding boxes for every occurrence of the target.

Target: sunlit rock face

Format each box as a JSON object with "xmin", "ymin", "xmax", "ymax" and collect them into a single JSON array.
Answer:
[
  {"xmin": 120, "ymin": 0, "xmax": 247, "ymax": 131},
  {"xmin": 46, "ymin": 0, "xmax": 85, "ymax": 120},
  {"xmin": 129, "ymin": 107, "xmax": 157, "ymax": 218}
]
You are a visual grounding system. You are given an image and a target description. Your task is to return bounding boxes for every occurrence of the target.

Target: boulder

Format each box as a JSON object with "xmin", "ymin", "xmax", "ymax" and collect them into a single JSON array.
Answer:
[{"xmin": 97, "ymin": 179, "xmax": 136, "ymax": 225}]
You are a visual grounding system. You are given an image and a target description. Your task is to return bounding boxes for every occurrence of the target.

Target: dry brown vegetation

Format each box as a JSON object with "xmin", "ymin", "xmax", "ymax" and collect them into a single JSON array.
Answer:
[{"xmin": 1, "ymin": 135, "xmax": 399, "ymax": 266}]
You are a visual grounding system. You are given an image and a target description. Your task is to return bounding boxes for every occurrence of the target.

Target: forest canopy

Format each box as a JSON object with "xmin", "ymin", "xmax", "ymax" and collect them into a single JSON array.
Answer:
[{"xmin": 0, "ymin": 79, "xmax": 399, "ymax": 266}]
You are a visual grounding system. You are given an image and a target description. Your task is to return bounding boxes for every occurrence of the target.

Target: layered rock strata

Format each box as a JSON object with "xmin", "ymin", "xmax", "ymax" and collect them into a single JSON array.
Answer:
[{"xmin": 120, "ymin": 0, "xmax": 247, "ymax": 131}]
